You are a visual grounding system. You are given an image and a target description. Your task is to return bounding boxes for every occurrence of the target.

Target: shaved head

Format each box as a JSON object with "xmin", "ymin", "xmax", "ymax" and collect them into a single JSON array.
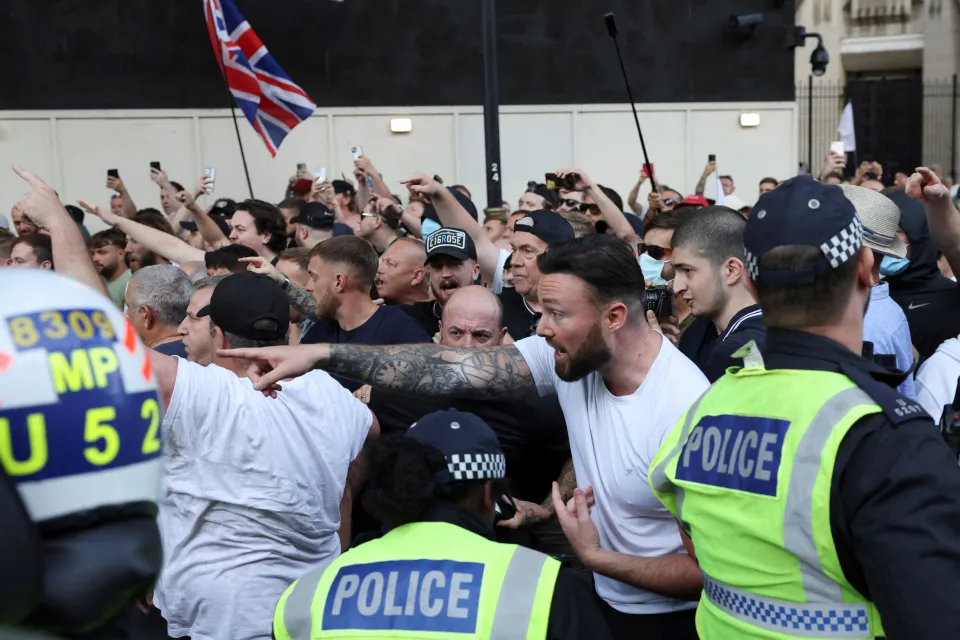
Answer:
[{"xmin": 440, "ymin": 285, "xmax": 505, "ymax": 348}]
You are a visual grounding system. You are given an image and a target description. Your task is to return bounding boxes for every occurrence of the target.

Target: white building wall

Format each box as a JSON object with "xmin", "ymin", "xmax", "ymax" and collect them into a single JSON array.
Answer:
[{"xmin": 0, "ymin": 103, "xmax": 796, "ymax": 233}]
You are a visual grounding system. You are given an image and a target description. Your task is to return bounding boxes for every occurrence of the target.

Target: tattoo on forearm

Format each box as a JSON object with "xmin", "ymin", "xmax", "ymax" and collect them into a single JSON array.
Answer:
[
  {"xmin": 694, "ymin": 174, "xmax": 707, "ymax": 196},
  {"xmin": 286, "ymin": 283, "xmax": 319, "ymax": 319},
  {"xmin": 541, "ymin": 458, "xmax": 576, "ymax": 514},
  {"xmin": 327, "ymin": 343, "xmax": 535, "ymax": 399}
]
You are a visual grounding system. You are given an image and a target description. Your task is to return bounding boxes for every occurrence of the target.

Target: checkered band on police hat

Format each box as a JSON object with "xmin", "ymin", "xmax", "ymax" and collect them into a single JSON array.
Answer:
[
  {"xmin": 447, "ymin": 453, "xmax": 506, "ymax": 481},
  {"xmin": 819, "ymin": 215, "xmax": 863, "ymax": 268},
  {"xmin": 743, "ymin": 247, "xmax": 759, "ymax": 281}
]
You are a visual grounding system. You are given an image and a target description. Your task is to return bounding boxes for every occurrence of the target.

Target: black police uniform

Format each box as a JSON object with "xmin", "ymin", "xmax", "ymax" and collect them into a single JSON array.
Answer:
[{"xmin": 764, "ymin": 327, "xmax": 960, "ymax": 639}]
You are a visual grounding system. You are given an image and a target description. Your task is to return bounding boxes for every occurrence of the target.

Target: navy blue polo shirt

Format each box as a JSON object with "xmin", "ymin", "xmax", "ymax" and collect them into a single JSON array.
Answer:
[
  {"xmin": 300, "ymin": 305, "xmax": 431, "ymax": 390},
  {"xmin": 679, "ymin": 304, "xmax": 766, "ymax": 382}
]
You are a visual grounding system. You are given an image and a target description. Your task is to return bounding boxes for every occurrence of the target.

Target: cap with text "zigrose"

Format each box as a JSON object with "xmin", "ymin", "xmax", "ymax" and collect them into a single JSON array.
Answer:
[
  {"xmin": 407, "ymin": 410, "xmax": 506, "ymax": 483},
  {"xmin": 743, "ymin": 175, "xmax": 862, "ymax": 286},
  {"xmin": 425, "ymin": 228, "xmax": 478, "ymax": 264},
  {"xmin": 197, "ymin": 272, "xmax": 290, "ymax": 341},
  {"xmin": 512, "ymin": 210, "xmax": 575, "ymax": 246},
  {"xmin": 838, "ymin": 184, "xmax": 907, "ymax": 259},
  {"xmin": 292, "ymin": 202, "xmax": 335, "ymax": 230}
]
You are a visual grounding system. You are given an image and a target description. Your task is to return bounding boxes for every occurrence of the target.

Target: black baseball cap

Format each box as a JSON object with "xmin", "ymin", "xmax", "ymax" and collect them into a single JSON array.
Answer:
[
  {"xmin": 197, "ymin": 272, "xmax": 289, "ymax": 340},
  {"xmin": 210, "ymin": 199, "xmax": 237, "ymax": 218},
  {"xmin": 596, "ymin": 213, "xmax": 644, "ymax": 237},
  {"xmin": 293, "ymin": 202, "xmax": 335, "ymax": 230},
  {"xmin": 425, "ymin": 228, "xmax": 478, "ymax": 264},
  {"xmin": 422, "ymin": 188, "xmax": 479, "ymax": 224},
  {"xmin": 332, "ymin": 180, "xmax": 356, "ymax": 196},
  {"xmin": 180, "ymin": 215, "xmax": 231, "ymax": 238},
  {"xmin": 512, "ymin": 210, "xmax": 575, "ymax": 246},
  {"xmin": 407, "ymin": 410, "xmax": 506, "ymax": 483},
  {"xmin": 743, "ymin": 175, "xmax": 862, "ymax": 286}
]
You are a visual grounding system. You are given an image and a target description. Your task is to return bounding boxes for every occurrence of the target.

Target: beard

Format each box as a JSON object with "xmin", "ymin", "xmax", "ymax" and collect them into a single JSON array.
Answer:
[
  {"xmin": 554, "ymin": 322, "xmax": 612, "ymax": 382},
  {"xmin": 98, "ymin": 261, "xmax": 119, "ymax": 279}
]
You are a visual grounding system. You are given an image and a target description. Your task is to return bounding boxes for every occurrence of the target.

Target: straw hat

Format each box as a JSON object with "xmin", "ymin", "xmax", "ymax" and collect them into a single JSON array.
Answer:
[{"xmin": 838, "ymin": 184, "xmax": 907, "ymax": 258}]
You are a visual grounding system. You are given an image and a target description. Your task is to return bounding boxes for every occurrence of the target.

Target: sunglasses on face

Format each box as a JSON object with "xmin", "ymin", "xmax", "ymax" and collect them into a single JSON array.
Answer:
[
  {"xmin": 579, "ymin": 203, "xmax": 601, "ymax": 214},
  {"xmin": 663, "ymin": 198, "xmax": 676, "ymax": 207},
  {"xmin": 639, "ymin": 243, "xmax": 672, "ymax": 261},
  {"xmin": 560, "ymin": 199, "xmax": 581, "ymax": 208}
]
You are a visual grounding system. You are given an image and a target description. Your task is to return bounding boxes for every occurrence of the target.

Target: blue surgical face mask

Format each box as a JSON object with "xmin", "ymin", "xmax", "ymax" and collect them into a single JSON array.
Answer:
[
  {"xmin": 420, "ymin": 218, "xmax": 441, "ymax": 239},
  {"xmin": 639, "ymin": 252, "xmax": 671, "ymax": 286},
  {"xmin": 879, "ymin": 255, "xmax": 909, "ymax": 277}
]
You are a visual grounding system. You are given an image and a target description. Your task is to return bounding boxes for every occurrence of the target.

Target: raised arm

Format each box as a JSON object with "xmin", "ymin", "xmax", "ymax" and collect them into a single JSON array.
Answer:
[
  {"xmin": 150, "ymin": 168, "xmax": 181, "ymax": 212},
  {"xmin": 355, "ymin": 156, "xmax": 393, "ymax": 200},
  {"xmin": 179, "ymin": 189, "xmax": 230, "ymax": 250},
  {"xmin": 80, "ymin": 200, "xmax": 205, "ymax": 265},
  {"xmin": 241, "ymin": 257, "xmax": 320, "ymax": 319},
  {"xmin": 106, "ymin": 175, "xmax": 138, "ymax": 218},
  {"xmin": 557, "ymin": 169, "xmax": 639, "ymax": 244},
  {"xmin": 217, "ymin": 342, "xmax": 535, "ymax": 400},
  {"xmin": 401, "ymin": 173, "xmax": 501, "ymax": 285},
  {"xmin": 908, "ymin": 167, "xmax": 960, "ymax": 278},
  {"xmin": 694, "ymin": 160, "xmax": 715, "ymax": 196},
  {"xmin": 627, "ymin": 173, "xmax": 647, "ymax": 216},
  {"xmin": 13, "ymin": 166, "xmax": 108, "ymax": 296}
]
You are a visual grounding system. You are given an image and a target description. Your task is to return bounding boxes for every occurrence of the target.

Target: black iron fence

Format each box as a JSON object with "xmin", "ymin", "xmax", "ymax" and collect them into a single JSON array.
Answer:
[{"xmin": 797, "ymin": 74, "xmax": 958, "ymax": 181}]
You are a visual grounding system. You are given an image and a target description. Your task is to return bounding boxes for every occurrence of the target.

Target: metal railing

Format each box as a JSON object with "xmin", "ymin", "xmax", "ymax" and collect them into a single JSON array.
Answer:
[{"xmin": 797, "ymin": 74, "xmax": 958, "ymax": 181}]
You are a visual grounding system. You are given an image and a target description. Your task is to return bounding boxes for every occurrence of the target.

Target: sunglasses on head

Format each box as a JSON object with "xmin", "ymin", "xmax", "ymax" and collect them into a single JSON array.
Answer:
[{"xmin": 639, "ymin": 243, "xmax": 671, "ymax": 261}]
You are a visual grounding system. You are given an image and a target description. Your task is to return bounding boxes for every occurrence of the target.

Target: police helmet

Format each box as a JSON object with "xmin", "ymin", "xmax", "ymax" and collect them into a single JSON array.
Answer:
[{"xmin": 0, "ymin": 270, "xmax": 162, "ymax": 635}]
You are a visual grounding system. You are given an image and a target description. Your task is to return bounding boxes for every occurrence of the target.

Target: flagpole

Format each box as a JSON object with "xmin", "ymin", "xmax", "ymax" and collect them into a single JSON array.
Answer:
[{"xmin": 226, "ymin": 92, "xmax": 255, "ymax": 200}]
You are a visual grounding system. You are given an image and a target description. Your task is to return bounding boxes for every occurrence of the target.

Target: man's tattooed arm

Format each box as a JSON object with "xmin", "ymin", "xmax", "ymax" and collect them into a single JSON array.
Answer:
[
  {"xmin": 540, "ymin": 458, "xmax": 576, "ymax": 515},
  {"xmin": 286, "ymin": 282, "xmax": 319, "ymax": 319},
  {"xmin": 325, "ymin": 343, "xmax": 535, "ymax": 399}
]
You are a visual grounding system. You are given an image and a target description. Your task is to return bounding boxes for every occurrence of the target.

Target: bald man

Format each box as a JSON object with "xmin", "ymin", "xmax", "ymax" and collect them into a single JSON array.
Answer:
[
  {"xmin": 438, "ymin": 285, "xmax": 508, "ymax": 348},
  {"xmin": 355, "ymin": 285, "xmax": 571, "ymax": 557},
  {"xmin": 376, "ymin": 237, "xmax": 430, "ymax": 305}
]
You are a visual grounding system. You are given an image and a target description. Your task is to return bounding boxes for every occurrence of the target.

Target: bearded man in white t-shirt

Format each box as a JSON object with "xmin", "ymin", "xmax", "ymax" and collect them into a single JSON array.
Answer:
[
  {"xmin": 146, "ymin": 272, "xmax": 379, "ymax": 640},
  {"xmin": 221, "ymin": 235, "xmax": 709, "ymax": 640}
]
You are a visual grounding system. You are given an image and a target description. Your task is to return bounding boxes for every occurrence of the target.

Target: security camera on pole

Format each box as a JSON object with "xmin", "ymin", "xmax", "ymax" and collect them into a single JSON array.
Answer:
[{"xmin": 788, "ymin": 26, "xmax": 831, "ymax": 172}]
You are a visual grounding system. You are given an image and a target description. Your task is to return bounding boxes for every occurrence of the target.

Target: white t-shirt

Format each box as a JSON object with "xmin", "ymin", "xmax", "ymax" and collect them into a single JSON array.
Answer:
[
  {"xmin": 155, "ymin": 359, "xmax": 372, "ymax": 640},
  {"xmin": 515, "ymin": 335, "xmax": 709, "ymax": 614}
]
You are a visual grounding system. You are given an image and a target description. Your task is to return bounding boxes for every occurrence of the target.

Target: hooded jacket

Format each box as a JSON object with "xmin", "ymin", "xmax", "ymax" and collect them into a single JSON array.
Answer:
[{"xmin": 885, "ymin": 189, "xmax": 960, "ymax": 362}]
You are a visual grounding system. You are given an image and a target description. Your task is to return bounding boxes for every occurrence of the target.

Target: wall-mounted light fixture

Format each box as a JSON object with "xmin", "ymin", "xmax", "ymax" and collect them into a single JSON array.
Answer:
[
  {"xmin": 390, "ymin": 118, "xmax": 412, "ymax": 134},
  {"xmin": 739, "ymin": 113, "xmax": 761, "ymax": 128}
]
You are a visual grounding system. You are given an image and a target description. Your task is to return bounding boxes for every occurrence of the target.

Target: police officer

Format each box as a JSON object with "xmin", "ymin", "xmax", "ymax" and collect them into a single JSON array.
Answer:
[
  {"xmin": 648, "ymin": 176, "xmax": 960, "ymax": 639},
  {"xmin": 0, "ymin": 268, "xmax": 163, "ymax": 637},
  {"xmin": 273, "ymin": 410, "xmax": 611, "ymax": 640}
]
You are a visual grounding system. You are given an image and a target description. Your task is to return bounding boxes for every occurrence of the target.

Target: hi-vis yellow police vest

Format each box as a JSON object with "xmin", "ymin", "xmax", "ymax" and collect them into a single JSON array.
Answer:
[
  {"xmin": 273, "ymin": 521, "xmax": 560, "ymax": 640},
  {"xmin": 649, "ymin": 361, "xmax": 887, "ymax": 639}
]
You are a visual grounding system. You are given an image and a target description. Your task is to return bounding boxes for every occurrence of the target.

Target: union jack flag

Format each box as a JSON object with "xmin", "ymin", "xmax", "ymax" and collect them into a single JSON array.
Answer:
[{"xmin": 205, "ymin": 0, "xmax": 316, "ymax": 157}]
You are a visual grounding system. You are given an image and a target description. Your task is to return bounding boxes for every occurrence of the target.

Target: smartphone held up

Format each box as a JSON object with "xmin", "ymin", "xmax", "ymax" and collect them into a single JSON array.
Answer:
[
  {"xmin": 545, "ymin": 173, "xmax": 577, "ymax": 191},
  {"xmin": 204, "ymin": 167, "xmax": 216, "ymax": 195}
]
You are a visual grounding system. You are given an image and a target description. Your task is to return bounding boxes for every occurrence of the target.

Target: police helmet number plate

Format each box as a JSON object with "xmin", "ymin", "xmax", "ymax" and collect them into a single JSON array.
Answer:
[
  {"xmin": 675, "ymin": 415, "xmax": 789, "ymax": 497},
  {"xmin": 323, "ymin": 559, "xmax": 484, "ymax": 633}
]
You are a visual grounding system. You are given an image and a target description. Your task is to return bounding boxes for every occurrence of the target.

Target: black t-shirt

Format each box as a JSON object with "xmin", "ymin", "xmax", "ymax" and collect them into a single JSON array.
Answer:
[
  {"xmin": 763, "ymin": 328, "xmax": 960, "ymax": 638},
  {"xmin": 368, "ymin": 389, "xmax": 569, "ymax": 502},
  {"xmin": 299, "ymin": 305, "xmax": 431, "ymax": 390},
  {"xmin": 399, "ymin": 300, "xmax": 442, "ymax": 339},
  {"xmin": 678, "ymin": 304, "xmax": 767, "ymax": 382},
  {"xmin": 499, "ymin": 287, "xmax": 540, "ymax": 341}
]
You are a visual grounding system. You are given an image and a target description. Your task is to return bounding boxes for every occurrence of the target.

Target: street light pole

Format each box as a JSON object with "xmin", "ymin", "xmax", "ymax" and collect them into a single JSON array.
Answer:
[{"xmin": 482, "ymin": 0, "xmax": 502, "ymax": 210}]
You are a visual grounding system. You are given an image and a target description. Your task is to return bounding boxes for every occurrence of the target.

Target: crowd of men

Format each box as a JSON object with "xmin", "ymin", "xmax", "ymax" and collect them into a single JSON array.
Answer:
[{"xmin": 3, "ymin": 145, "xmax": 960, "ymax": 640}]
